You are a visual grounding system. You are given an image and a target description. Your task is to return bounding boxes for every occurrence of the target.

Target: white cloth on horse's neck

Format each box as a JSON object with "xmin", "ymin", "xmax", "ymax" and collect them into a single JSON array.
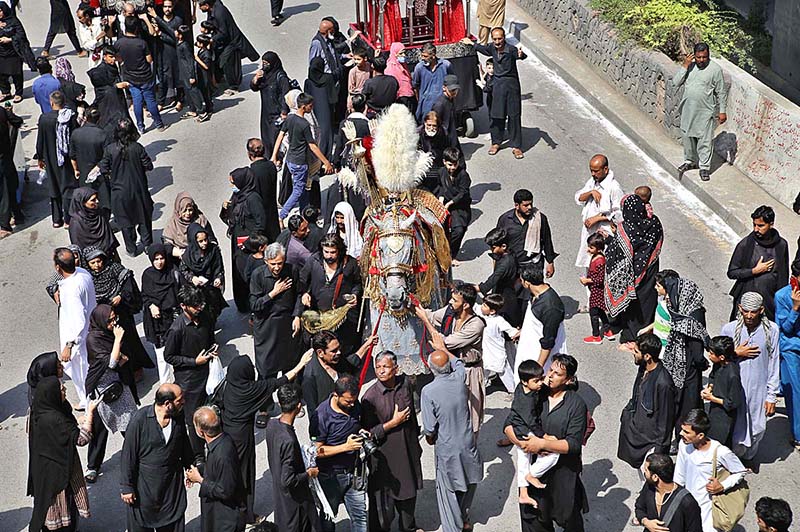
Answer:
[{"xmin": 328, "ymin": 201, "xmax": 364, "ymax": 259}]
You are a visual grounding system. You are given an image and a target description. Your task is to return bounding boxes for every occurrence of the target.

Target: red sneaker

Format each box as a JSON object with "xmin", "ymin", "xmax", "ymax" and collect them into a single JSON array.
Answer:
[
  {"xmin": 604, "ymin": 330, "xmax": 617, "ymax": 340},
  {"xmin": 583, "ymin": 335, "xmax": 603, "ymax": 344}
]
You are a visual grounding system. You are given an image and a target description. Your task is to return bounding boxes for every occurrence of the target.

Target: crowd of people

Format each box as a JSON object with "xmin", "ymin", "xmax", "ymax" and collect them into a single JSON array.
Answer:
[{"xmin": 6, "ymin": 1, "xmax": 799, "ymax": 531}]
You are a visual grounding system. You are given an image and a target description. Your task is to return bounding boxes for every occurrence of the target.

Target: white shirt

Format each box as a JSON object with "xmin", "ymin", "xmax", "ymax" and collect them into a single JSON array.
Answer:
[
  {"xmin": 76, "ymin": 19, "xmax": 104, "ymax": 68},
  {"xmin": 474, "ymin": 304, "xmax": 516, "ymax": 373},
  {"xmin": 162, "ymin": 419, "xmax": 173, "ymax": 443},
  {"xmin": 674, "ymin": 440, "xmax": 747, "ymax": 532},
  {"xmin": 574, "ymin": 171, "xmax": 624, "ymax": 267},
  {"xmin": 58, "ymin": 267, "xmax": 96, "ymax": 349}
]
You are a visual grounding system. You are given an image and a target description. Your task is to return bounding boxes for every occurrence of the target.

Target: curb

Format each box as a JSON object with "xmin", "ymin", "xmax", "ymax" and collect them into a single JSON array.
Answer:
[{"xmin": 504, "ymin": 19, "xmax": 752, "ymax": 236}]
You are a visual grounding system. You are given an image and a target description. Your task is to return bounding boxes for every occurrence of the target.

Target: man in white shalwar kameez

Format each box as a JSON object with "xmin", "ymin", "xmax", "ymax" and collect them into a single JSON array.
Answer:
[
  {"xmin": 720, "ymin": 292, "xmax": 780, "ymax": 460},
  {"xmin": 55, "ymin": 247, "xmax": 96, "ymax": 409},
  {"xmin": 675, "ymin": 409, "xmax": 747, "ymax": 532},
  {"xmin": 574, "ymin": 154, "xmax": 624, "ymax": 268}
]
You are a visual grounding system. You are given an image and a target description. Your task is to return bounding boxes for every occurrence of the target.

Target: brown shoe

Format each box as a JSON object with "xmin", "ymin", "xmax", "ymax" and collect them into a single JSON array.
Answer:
[
  {"xmin": 488, "ymin": 144, "xmax": 500, "ymax": 155},
  {"xmin": 512, "ymin": 148, "xmax": 524, "ymax": 159}
]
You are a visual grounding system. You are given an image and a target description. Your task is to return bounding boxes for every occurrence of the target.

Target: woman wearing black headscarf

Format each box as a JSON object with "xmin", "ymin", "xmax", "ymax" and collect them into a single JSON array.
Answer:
[
  {"xmin": 141, "ymin": 243, "xmax": 181, "ymax": 384},
  {"xmin": 84, "ymin": 246, "xmax": 154, "ymax": 374},
  {"xmin": 250, "ymin": 51, "xmax": 292, "ymax": 157},
  {"xmin": 0, "ymin": 2, "xmax": 36, "ymax": 103},
  {"xmin": 304, "ymin": 56, "xmax": 336, "ymax": 159},
  {"xmin": 68, "ymin": 187, "xmax": 119, "ymax": 257},
  {"xmin": 26, "ymin": 352, "xmax": 62, "ymax": 407},
  {"xmin": 221, "ymin": 167, "xmax": 267, "ymax": 312},
  {"xmin": 27, "ymin": 376, "xmax": 95, "ymax": 532},
  {"xmin": 83, "ymin": 304, "xmax": 139, "ymax": 482},
  {"xmin": 604, "ymin": 194, "xmax": 664, "ymax": 343},
  {"xmin": 180, "ymin": 222, "xmax": 227, "ymax": 323},
  {"xmin": 219, "ymin": 352, "xmax": 312, "ymax": 523}
]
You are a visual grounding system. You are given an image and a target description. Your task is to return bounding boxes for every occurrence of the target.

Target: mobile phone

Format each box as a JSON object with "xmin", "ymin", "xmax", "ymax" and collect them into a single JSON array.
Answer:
[{"xmin": 792, "ymin": 276, "xmax": 800, "ymax": 291}]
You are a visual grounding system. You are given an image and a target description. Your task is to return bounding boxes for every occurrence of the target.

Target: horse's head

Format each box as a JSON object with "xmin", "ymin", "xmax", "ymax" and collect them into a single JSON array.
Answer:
[{"xmin": 374, "ymin": 211, "xmax": 417, "ymax": 313}]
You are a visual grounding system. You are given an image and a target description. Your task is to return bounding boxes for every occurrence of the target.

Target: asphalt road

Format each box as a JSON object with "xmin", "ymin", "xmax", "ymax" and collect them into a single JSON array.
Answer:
[{"xmin": 1, "ymin": 0, "xmax": 798, "ymax": 530}]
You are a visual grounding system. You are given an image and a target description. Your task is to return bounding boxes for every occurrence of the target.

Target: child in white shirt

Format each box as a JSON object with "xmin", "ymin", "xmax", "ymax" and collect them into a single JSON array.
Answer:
[{"xmin": 475, "ymin": 294, "xmax": 519, "ymax": 393}]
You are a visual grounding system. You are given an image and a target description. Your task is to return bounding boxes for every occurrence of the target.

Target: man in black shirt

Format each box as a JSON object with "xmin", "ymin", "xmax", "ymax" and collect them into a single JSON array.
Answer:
[
  {"xmin": 0, "ymin": 102, "xmax": 23, "ymax": 236},
  {"xmin": 36, "ymin": 91, "xmax": 77, "ymax": 228},
  {"xmin": 164, "ymin": 285, "xmax": 217, "ymax": 462},
  {"xmin": 151, "ymin": 0, "xmax": 184, "ymax": 110},
  {"xmin": 271, "ymin": 93, "xmax": 333, "ymax": 223},
  {"xmin": 495, "ymin": 189, "xmax": 557, "ymax": 277},
  {"xmin": 69, "ymin": 107, "xmax": 111, "ymax": 216},
  {"xmin": 519, "ymin": 264, "xmax": 566, "ymax": 369},
  {"xmin": 432, "ymin": 74, "xmax": 461, "ymax": 152},
  {"xmin": 117, "ymin": 16, "xmax": 165, "ymax": 133},
  {"xmin": 634, "ymin": 454, "xmax": 702, "ymax": 532},
  {"xmin": 247, "ymin": 138, "xmax": 280, "ymax": 241},
  {"xmin": 362, "ymin": 56, "xmax": 398, "ymax": 114}
]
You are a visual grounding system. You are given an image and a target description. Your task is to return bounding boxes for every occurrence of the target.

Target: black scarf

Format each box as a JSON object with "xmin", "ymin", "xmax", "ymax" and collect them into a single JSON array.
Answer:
[
  {"xmin": 312, "ymin": 31, "xmax": 342, "ymax": 81},
  {"xmin": 68, "ymin": 187, "xmax": 117, "ymax": 253},
  {"xmin": 228, "ymin": 166, "xmax": 258, "ymax": 230},
  {"xmin": 85, "ymin": 304, "xmax": 116, "ymax": 395},
  {"xmin": 27, "ymin": 377, "xmax": 80, "ymax": 532},
  {"xmin": 222, "ymin": 356, "xmax": 274, "ymax": 420},
  {"xmin": 261, "ymin": 50, "xmax": 283, "ymax": 86},
  {"xmin": 0, "ymin": 3, "xmax": 36, "ymax": 70},
  {"xmin": 26, "ymin": 352, "xmax": 60, "ymax": 407},
  {"xmin": 141, "ymin": 243, "xmax": 179, "ymax": 310},
  {"xmin": 182, "ymin": 222, "xmax": 224, "ymax": 276},
  {"xmin": 84, "ymin": 246, "xmax": 132, "ymax": 304}
]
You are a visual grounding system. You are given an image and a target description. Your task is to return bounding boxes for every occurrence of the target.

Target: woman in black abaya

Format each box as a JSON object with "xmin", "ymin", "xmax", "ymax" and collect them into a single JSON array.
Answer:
[
  {"xmin": 27, "ymin": 377, "xmax": 95, "ymax": 532},
  {"xmin": 221, "ymin": 166, "xmax": 267, "ymax": 312},
  {"xmin": 179, "ymin": 223, "xmax": 227, "ymax": 323},
  {"xmin": 141, "ymin": 243, "xmax": 181, "ymax": 384},
  {"xmin": 84, "ymin": 246, "xmax": 153, "ymax": 374},
  {"xmin": 68, "ymin": 187, "xmax": 118, "ymax": 258},
  {"xmin": 220, "ymin": 352, "xmax": 312, "ymax": 524},
  {"xmin": 604, "ymin": 194, "xmax": 663, "ymax": 343},
  {"xmin": 250, "ymin": 51, "xmax": 292, "ymax": 157},
  {"xmin": 304, "ymin": 56, "xmax": 336, "ymax": 159},
  {"xmin": 26, "ymin": 351, "xmax": 62, "ymax": 407},
  {"xmin": 0, "ymin": 3, "xmax": 36, "ymax": 103}
]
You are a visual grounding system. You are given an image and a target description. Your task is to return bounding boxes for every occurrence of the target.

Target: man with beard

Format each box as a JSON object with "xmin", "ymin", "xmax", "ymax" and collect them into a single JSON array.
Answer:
[
  {"xmin": 515, "ymin": 265, "xmax": 567, "ymax": 373},
  {"xmin": 247, "ymin": 138, "xmax": 280, "ymax": 241},
  {"xmin": 416, "ymin": 282, "xmax": 486, "ymax": 438},
  {"xmin": 361, "ymin": 351, "xmax": 423, "ymax": 532},
  {"xmin": 69, "ymin": 107, "xmax": 111, "ymax": 216},
  {"xmin": 672, "ymin": 43, "xmax": 727, "ymax": 182},
  {"xmin": 198, "ymin": 0, "xmax": 258, "ymax": 93},
  {"xmin": 495, "ymin": 188, "xmax": 557, "ymax": 277},
  {"xmin": 164, "ymin": 285, "xmax": 218, "ymax": 463},
  {"xmin": 726, "ymin": 205, "xmax": 789, "ymax": 321},
  {"xmin": 720, "ymin": 292, "xmax": 780, "ymax": 462},
  {"xmin": 634, "ymin": 453, "xmax": 702, "ymax": 532},
  {"xmin": 88, "ymin": 46, "xmax": 132, "ymax": 133},
  {"xmin": 298, "ymin": 233, "xmax": 362, "ymax": 354},
  {"xmin": 120, "ymin": 383, "xmax": 194, "ymax": 532},
  {"xmin": 284, "ymin": 214, "xmax": 312, "ymax": 269},
  {"xmin": 617, "ymin": 333, "xmax": 677, "ymax": 473},
  {"xmin": 36, "ymin": 91, "xmax": 77, "ymax": 228},
  {"xmin": 466, "ymin": 27, "xmax": 527, "ymax": 159},
  {"xmin": 574, "ymin": 154, "xmax": 624, "ymax": 269},
  {"xmin": 150, "ymin": 0, "xmax": 184, "ymax": 111}
]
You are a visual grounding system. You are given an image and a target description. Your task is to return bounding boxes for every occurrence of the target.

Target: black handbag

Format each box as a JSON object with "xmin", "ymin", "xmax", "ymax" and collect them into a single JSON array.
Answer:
[{"xmin": 99, "ymin": 381, "xmax": 123, "ymax": 403}]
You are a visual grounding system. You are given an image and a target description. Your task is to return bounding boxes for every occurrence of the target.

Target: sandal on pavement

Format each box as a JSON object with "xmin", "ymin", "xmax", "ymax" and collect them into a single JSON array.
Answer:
[
  {"xmin": 488, "ymin": 144, "xmax": 500, "ymax": 155},
  {"xmin": 12, "ymin": 95, "xmax": 22, "ymax": 103},
  {"xmin": 512, "ymin": 148, "xmax": 524, "ymax": 159}
]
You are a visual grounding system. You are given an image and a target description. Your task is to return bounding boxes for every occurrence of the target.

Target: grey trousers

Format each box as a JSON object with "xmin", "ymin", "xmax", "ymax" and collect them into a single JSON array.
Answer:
[
  {"xmin": 435, "ymin": 477, "xmax": 477, "ymax": 532},
  {"xmin": 682, "ymin": 119, "xmax": 715, "ymax": 170}
]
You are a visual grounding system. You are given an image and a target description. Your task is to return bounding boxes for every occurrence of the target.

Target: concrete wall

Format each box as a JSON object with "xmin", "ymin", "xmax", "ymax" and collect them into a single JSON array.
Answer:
[
  {"xmin": 771, "ymin": 0, "xmax": 800, "ymax": 91},
  {"xmin": 515, "ymin": 0, "xmax": 800, "ymax": 209}
]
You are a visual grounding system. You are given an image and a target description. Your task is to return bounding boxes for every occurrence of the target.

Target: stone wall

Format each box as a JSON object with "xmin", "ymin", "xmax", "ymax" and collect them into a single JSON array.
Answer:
[{"xmin": 516, "ymin": 0, "xmax": 800, "ymax": 209}]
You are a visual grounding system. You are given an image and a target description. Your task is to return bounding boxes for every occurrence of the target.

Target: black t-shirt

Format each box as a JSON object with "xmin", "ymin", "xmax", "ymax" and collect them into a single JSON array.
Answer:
[
  {"xmin": 281, "ymin": 114, "xmax": 314, "ymax": 165},
  {"xmin": 116, "ymin": 36, "xmax": 153, "ymax": 85},
  {"xmin": 362, "ymin": 75, "xmax": 399, "ymax": 111}
]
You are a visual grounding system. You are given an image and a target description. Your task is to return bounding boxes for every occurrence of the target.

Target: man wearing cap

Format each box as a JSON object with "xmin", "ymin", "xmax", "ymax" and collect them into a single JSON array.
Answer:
[
  {"xmin": 720, "ymin": 291, "xmax": 780, "ymax": 462},
  {"xmin": 464, "ymin": 27, "xmax": 526, "ymax": 159},
  {"xmin": 431, "ymin": 74, "xmax": 462, "ymax": 153}
]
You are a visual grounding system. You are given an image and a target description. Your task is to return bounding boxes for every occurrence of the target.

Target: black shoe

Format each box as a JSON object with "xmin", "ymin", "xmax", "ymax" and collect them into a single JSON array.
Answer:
[
  {"xmin": 255, "ymin": 412, "xmax": 268, "ymax": 429},
  {"xmin": 271, "ymin": 15, "xmax": 284, "ymax": 26},
  {"xmin": 677, "ymin": 162, "xmax": 697, "ymax": 176},
  {"xmin": 699, "ymin": 170, "xmax": 710, "ymax": 181}
]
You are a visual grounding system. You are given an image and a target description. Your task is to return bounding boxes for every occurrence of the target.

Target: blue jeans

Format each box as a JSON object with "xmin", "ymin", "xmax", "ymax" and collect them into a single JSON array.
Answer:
[
  {"xmin": 279, "ymin": 161, "xmax": 308, "ymax": 219},
  {"xmin": 318, "ymin": 470, "xmax": 367, "ymax": 532},
  {"xmin": 129, "ymin": 80, "xmax": 163, "ymax": 130}
]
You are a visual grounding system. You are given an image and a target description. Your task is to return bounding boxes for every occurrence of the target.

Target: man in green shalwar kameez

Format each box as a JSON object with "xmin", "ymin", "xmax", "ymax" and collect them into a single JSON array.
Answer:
[{"xmin": 672, "ymin": 43, "xmax": 728, "ymax": 182}]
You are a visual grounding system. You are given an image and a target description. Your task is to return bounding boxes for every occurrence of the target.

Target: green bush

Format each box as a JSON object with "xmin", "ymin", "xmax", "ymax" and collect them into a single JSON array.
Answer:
[{"xmin": 590, "ymin": 0, "xmax": 770, "ymax": 71}]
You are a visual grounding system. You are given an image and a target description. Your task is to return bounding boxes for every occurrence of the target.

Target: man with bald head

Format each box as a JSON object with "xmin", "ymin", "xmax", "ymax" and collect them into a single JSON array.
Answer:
[
  {"xmin": 186, "ymin": 406, "xmax": 246, "ymax": 531},
  {"xmin": 121, "ymin": 383, "xmax": 194, "ymax": 532},
  {"xmin": 309, "ymin": 19, "xmax": 344, "ymax": 105},
  {"xmin": 421, "ymin": 348, "xmax": 483, "ymax": 532},
  {"xmin": 574, "ymin": 154, "xmax": 624, "ymax": 268}
]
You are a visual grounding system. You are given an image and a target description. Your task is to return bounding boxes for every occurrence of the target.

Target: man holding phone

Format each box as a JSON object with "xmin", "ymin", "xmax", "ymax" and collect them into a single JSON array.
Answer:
[
  {"xmin": 672, "ymin": 42, "xmax": 728, "ymax": 182},
  {"xmin": 164, "ymin": 285, "xmax": 218, "ymax": 463}
]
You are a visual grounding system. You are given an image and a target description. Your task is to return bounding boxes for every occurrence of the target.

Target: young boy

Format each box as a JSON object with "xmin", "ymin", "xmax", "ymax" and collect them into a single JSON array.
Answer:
[
  {"xmin": 347, "ymin": 46, "xmax": 372, "ymax": 112},
  {"xmin": 195, "ymin": 34, "xmax": 215, "ymax": 115},
  {"xmin": 436, "ymin": 146, "xmax": 471, "ymax": 263},
  {"xmin": 504, "ymin": 360, "xmax": 560, "ymax": 506},
  {"xmin": 474, "ymin": 293, "xmax": 519, "ymax": 393},
  {"xmin": 478, "ymin": 227, "xmax": 521, "ymax": 327},
  {"xmin": 580, "ymin": 232, "xmax": 612, "ymax": 343},
  {"xmin": 702, "ymin": 336, "xmax": 745, "ymax": 447},
  {"xmin": 479, "ymin": 57, "xmax": 494, "ymax": 112},
  {"xmin": 175, "ymin": 25, "xmax": 209, "ymax": 122}
]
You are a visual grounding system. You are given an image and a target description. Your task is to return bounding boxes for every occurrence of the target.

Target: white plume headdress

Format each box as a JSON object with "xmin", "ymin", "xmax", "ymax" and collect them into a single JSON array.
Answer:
[{"xmin": 371, "ymin": 104, "xmax": 432, "ymax": 194}]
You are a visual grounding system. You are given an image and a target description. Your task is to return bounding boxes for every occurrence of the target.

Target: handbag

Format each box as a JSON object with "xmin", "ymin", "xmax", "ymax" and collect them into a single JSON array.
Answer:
[
  {"xmin": 710, "ymin": 445, "xmax": 750, "ymax": 532},
  {"xmin": 98, "ymin": 381, "xmax": 123, "ymax": 404}
]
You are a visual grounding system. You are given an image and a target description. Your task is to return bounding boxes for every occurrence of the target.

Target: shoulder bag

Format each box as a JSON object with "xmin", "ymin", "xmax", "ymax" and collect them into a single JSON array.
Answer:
[{"xmin": 710, "ymin": 444, "xmax": 750, "ymax": 532}]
